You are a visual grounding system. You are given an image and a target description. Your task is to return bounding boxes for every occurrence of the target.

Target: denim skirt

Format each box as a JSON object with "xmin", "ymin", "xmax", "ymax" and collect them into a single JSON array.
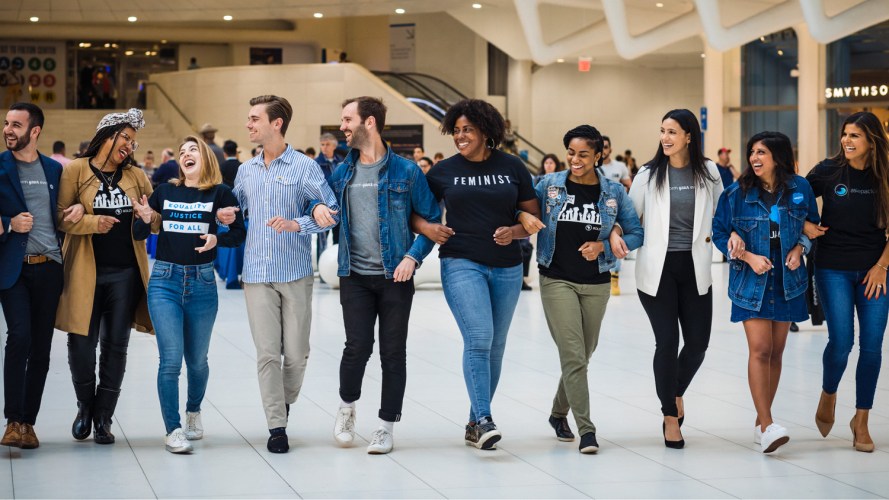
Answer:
[{"xmin": 731, "ymin": 247, "xmax": 809, "ymax": 323}]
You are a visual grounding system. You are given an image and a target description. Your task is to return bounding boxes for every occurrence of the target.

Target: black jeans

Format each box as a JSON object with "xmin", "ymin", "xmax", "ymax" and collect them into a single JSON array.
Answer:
[
  {"xmin": 339, "ymin": 273, "xmax": 414, "ymax": 422},
  {"xmin": 68, "ymin": 266, "xmax": 142, "ymax": 415},
  {"xmin": 1, "ymin": 260, "xmax": 64, "ymax": 424},
  {"xmin": 637, "ymin": 251, "xmax": 712, "ymax": 417}
]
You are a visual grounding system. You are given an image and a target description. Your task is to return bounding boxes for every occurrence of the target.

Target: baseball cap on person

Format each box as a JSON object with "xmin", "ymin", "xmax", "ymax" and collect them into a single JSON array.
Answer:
[{"xmin": 718, "ymin": 147, "xmax": 731, "ymax": 154}]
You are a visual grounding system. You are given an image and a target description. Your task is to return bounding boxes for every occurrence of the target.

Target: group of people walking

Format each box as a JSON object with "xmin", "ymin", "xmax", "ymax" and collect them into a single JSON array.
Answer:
[{"xmin": 1, "ymin": 96, "xmax": 886, "ymax": 459}]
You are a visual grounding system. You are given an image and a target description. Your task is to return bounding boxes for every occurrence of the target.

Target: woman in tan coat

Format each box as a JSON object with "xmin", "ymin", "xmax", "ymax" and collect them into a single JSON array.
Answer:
[{"xmin": 56, "ymin": 109, "xmax": 157, "ymax": 445}]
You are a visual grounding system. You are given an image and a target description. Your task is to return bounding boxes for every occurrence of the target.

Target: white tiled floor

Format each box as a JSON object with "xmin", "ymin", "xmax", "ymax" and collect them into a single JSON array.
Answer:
[{"xmin": 2, "ymin": 260, "xmax": 888, "ymax": 499}]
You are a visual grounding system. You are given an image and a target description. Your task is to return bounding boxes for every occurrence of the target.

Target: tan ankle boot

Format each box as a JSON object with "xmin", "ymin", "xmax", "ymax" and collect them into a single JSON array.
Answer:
[
  {"xmin": 850, "ymin": 410, "xmax": 875, "ymax": 453},
  {"xmin": 815, "ymin": 391, "xmax": 836, "ymax": 437}
]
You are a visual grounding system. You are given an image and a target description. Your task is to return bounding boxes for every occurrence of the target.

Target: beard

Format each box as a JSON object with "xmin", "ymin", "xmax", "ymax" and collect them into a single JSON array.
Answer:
[
  {"xmin": 348, "ymin": 124, "xmax": 369, "ymax": 150},
  {"xmin": 5, "ymin": 128, "xmax": 31, "ymax": 152}
]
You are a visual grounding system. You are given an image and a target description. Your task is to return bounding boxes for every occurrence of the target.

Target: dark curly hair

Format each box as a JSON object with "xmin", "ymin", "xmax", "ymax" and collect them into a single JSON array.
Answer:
[
  {"xmin": 82, "ymin": 122, "xmax": 137, "ymax": 171},
  {"xmin": 563, "ymin": 125, "xmax": 604, "ymax": 168},
  {"xmin": 439, "ymin": 99, "xmax": 505, "ymax": 148}
]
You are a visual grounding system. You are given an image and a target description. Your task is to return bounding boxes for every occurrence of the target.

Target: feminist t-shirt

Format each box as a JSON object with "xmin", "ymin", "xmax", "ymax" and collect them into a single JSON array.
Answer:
[
  {"xmin": 538, "ymin": 180, "xmax": 610, "ymax": 285},
  {"xmin": 426, "ymin": 149, "xmax": 536, "ymax": 267}
]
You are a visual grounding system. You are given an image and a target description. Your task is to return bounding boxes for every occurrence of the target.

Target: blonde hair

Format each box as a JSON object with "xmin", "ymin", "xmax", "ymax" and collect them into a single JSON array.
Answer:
[{"xmin": 171, "ymin": 135, "xmax": 222, "ymax": 190}]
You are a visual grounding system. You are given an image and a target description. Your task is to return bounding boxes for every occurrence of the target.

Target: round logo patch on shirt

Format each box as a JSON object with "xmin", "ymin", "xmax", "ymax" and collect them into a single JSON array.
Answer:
[
  {"xmin": 606, "ymin": 198, "xmax": 617, "ymax": 208},
  {"xmin": 547, "ymin": 186, "xmax": 559, "ymax": 199},
  {"xmin": 791, "ymin": 192, "xmax": 804, "ymax": 204},
  {"xmin": 835, "ymin": 184, "xmax": 848, "ymax": 197}
]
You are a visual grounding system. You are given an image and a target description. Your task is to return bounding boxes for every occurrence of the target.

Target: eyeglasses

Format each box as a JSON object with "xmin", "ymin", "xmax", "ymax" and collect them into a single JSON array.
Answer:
[{"xmin": 118, "ymin": 131, "xmax": 139, "ymax": 152}]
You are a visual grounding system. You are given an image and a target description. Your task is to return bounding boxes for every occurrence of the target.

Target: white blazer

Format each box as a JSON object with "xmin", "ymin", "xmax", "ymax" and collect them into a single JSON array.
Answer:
[{"xmin": 628, "ymin": 160, "xmax": 724, "ymax": 296}]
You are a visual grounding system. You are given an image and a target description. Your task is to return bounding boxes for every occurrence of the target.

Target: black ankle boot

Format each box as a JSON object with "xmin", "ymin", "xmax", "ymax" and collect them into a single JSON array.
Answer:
[
  {"xmin": 72, "ymin": 401, "xmax": 93, "ymax": 440},
  {"xmin": 93, "ymin": 415, "xmax": 115, "ymax": 444}
]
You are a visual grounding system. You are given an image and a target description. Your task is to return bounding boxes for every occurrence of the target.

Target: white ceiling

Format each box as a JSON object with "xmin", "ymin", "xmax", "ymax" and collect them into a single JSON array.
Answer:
[{"xmin": 2, "ymin": 0, "xmax": 887, "ymax": 65}]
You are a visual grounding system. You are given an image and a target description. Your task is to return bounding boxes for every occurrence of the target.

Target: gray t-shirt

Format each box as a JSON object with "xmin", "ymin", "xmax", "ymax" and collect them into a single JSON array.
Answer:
[
  {"xmin": 347, "ymin": 153, "xmax": 386, "ymax": 274},
  {"xmin": 667, "ymin": 165, "xmax": 695, "ymax": 252},
  {"xmin": 16, "ymin": 158, "xmax": 61, "ymax": 263}
]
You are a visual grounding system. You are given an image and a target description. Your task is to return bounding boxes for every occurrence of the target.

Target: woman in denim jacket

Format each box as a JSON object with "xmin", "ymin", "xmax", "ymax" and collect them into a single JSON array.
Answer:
[
  {"xmin": 713, "ymin": 131, "xmax": 819, "ymax": 454},
  {"xmin": 521, "ymin": 125, "xmax": 642, "ymax": 454}
]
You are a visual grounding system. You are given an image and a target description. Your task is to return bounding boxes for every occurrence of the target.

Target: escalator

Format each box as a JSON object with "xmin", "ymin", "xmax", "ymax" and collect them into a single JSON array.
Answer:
[{"xmin": 373, "ymin": 71, "xmax": 547, "ymax": 174}]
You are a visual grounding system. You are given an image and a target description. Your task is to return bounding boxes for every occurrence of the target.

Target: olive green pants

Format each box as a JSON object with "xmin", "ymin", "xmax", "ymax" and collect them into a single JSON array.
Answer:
[{"xmin": 540, "ymin": 275, "xmax": 610, "ymax": 435}]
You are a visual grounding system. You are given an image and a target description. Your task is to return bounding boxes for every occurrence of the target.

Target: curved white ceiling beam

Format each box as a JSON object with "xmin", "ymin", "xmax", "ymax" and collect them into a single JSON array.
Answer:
[
  {"xmin": 695, "ymin": 0, "xmax": 803, "ymax": 52},
  {"xmin": 600, "ymin": 0, "xmax": 702, "ymax": 60},
  {"xmin": 514, "ymin": 0, "xmax": 612, "ymax": 65},
  {"xmin": 800, "ymin": 0, "xmax": 889, "ymax": 44}
]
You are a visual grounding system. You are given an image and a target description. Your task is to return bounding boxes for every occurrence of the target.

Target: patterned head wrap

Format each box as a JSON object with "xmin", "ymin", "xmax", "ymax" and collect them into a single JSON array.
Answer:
[{"xmin": 96, "ymin": 108, "xmax": 145, "ymax": 132}]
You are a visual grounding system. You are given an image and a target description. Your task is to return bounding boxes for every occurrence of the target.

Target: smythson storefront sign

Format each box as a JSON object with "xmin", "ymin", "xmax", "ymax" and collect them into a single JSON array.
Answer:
[{"xmin": 825, "ymin": 85, "xmax": 889, "ymax": 99}]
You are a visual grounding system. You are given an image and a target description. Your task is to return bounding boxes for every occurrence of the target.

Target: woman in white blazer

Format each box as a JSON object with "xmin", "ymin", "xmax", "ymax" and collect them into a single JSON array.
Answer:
[{"xmin": 628, "ymin": 109, "xmax": 723, "ymax": 449}]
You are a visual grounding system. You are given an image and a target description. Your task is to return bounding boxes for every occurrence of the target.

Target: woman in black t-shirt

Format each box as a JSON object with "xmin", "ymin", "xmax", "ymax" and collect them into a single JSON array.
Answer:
[
  {"xmin": 56, "ymin": 109, "xmax": 154, "ymax": 445},
  {"xmin": 806, "ymin": 112, "xmax": 889, "ymax": 453},
  {"xmin": 134, "ymin": 136, "xmax": 245, "ymax": 454},
  {"xmin": 421, "ymin": 99, "xmax": 541, "ymax": 450},
  {"xmin": 523, "ymin": 125, "xmax": 643, "ymax": 454}
]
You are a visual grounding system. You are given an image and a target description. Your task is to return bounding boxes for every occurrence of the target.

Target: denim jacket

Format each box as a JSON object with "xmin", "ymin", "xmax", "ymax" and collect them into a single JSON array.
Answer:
[
  {"xmin": 535, "ymin": 170, "xmax": 643, "ymax": 273},
  {"xmin": 317, "ymin": 146, "xmax": 441, "ymax": 279},
  {"xmin": 712, "ymin": 175, "xmax": 820, "ymax": 311}
]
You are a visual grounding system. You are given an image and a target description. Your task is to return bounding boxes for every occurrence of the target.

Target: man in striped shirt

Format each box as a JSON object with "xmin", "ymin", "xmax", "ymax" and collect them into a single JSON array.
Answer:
[{"xmin": 219, "ymin": 95, "xmax": 338, "ymax": 454}]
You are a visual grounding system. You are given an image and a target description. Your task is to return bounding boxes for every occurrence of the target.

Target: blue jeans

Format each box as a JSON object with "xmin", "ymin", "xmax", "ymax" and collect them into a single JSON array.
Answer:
[
  {"xmin": 815, "ymin": 267, "xmax": 889, "ymax": 409},
  {"xmin": 147, "ymin": 261, "xmax": 218, "ymax": 433},
  {"xmin": 441, "ymin": 258, "xmax": 522, "ymax": 423}
]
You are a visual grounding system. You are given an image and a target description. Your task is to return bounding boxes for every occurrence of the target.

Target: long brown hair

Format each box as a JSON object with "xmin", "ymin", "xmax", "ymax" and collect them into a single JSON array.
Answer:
[{"xmin": 829, "ymin": 112, "xmax": 889, "ymax": 228}]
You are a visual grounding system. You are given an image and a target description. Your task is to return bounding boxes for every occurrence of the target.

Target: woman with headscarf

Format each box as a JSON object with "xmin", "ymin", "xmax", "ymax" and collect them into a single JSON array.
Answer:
[{"xmin": 56, "ymin": 108, "xmax": 157, "ymax": 444}]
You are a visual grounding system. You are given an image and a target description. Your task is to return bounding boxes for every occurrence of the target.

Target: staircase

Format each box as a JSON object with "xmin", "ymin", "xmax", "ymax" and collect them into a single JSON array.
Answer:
[{"xmin": 40, "ymin": 109, "xmax": 181, "ymax": 163}]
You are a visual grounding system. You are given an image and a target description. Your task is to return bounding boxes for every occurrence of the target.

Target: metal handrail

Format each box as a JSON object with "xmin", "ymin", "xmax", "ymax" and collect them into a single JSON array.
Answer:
[{"xmin": 144, "ymin": 81, "xmax": 193, "ymax": 129}]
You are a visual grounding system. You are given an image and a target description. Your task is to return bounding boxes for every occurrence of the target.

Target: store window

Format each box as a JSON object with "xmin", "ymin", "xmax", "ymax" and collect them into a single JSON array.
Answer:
[
  {"xmin": 739, "ymin": 29, "xmax": 799, "ymax": 156},
  {"xmin": 825, "ymin": 21, "xmax": 889, "ymax": 149}
]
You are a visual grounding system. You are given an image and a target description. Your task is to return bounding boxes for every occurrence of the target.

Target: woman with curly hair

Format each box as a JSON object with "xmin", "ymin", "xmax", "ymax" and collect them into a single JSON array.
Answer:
[
  {"xmin": 55, "ymin": 109, "xmax": 156, "ymax": 445},
  {"xmin": 421, "ymin": 99, "xmax": 542, "ymax": 450},
  {"xmin": 807, "ymin": 111, "xmax": 889, "ymax": 452}
]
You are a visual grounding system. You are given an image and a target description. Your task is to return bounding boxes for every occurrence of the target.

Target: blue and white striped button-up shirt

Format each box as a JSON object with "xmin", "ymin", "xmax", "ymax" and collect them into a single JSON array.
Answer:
[{"xmin": 233, "ymin": 145, "xmax": 339, "ymax": 284}]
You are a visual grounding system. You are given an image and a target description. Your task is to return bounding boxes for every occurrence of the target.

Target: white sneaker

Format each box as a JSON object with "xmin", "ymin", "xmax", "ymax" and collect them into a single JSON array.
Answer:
[
  {"xmin": 165, "ymin": 428, "xmax": 194, "ymax": 454},
  {"xmin": 185, "ymin": 411, "xmax": 203, "ymax": 440},
  {"xmin": 367, "ymin": 428, "xmax": 393, "ymax": 454},
  {"xmin": 754, "ymin": 424, "xmax": 762, "ymax": 445},
  {"xmin": 334, "ymin": 407, "xmax": 356, "ymax": 446},
  {"xmin": 760, "ymin": 423, "xmax": 790, "ymax": 453}
]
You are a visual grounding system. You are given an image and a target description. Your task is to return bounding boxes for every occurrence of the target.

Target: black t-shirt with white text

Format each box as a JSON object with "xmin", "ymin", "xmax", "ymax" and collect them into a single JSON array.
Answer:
[
  {"xmin": 142, "ymin": 183, "xmax": 246, "ymax": 265},
  {"xmin": 539, "ymin": 180, "xmax": 610, "ymax": 285},
  {"xmin": 90, "ymin": 166, "xmax": 137, "ymax": 268},
  {"xmin": 426, "ymin": 149, "xmax": 536, "ymax": 267},
  {"xmin": 760, "ymin": 189, "xmax": 781, "ymax": 250},
  {"xmin": 807, "ymin": 160, "xmax": 886, "ymax": 270}
]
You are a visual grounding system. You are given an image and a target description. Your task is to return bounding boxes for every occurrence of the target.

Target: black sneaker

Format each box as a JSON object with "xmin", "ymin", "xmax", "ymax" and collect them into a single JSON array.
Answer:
[
  {"xmin": 548, "ymin": 415, "xmax": 575, "ymax": 442},
  {"xmin": 476, "ymin": 417, "xmax": 501, "ymax": 450},
  {"xmin": 789, "ymin": 322, "xmax": 799, "ymax": 332},
  {"xmin": 267, "ymin": 427, "xmax": 289, "ymax": 453},
  {"xmin": 579, "ymin": 432, "xmax": 599, "ymax": 454},
  {"xmin": 464, "ymin": 423, "xmax": 479, "ymax": 447}
]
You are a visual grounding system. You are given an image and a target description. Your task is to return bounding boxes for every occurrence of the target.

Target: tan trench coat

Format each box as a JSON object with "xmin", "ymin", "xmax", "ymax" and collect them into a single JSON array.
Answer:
[{"xmin": 55, "ymin": 157, "xmax": 160, "ymax": 335}]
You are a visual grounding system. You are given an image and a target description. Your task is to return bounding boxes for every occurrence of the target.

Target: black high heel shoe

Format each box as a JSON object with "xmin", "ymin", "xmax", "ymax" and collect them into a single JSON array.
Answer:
[{"xmin": 663, "ymin": 422, "xmax": 685, "ymax": 449}]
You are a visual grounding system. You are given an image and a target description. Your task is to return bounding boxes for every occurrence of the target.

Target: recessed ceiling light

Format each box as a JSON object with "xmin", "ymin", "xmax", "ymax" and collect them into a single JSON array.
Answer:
[
  {"xmin": 125, "ymin": 50, "xmax": 134, "ymax": 56},
  {"xmin": 29, "ymin": 16, "xmax": 39, "ymax": 22},
  {"xmin": 223, "ymin": 15, "xmax": 233, "ymax": 21},
  {"xmin": 395, "ymin": 8, "xmax": 405, "ymax": 14},
  {"xmin": 556, "ymin": 58, "xmax": 565, "ymax": 63},
  {"xmin": 161, "ymin": 39, "xmax": 168, "ymax": 44},
  {"xmin": 104, "ymin": 43, "xmax": 110, "ymax": 48},
  {"xmin": 127, "ymin": 16, "xmax": 137, "ymax": 22},
  {"xmin": 145, "ymin": 51, "xmax": 151, "ymax": 56},
  {"xmin": 656, "ymin": 2, "xmax": 664, "ymax": 7},
  {"xmin": 314, "ymin": 12, "xmax": 323, "ymax": 18},
  {"xmin": 472, "ymin": 3, "xmax": 482, "ymax": 8},
  {"xmin": 760, "ymin": 36, "xmax": 766, "ymax": 42},
  {"xmin": 777, "ymin": 49, "xmax": 784, "ymax": 56}
]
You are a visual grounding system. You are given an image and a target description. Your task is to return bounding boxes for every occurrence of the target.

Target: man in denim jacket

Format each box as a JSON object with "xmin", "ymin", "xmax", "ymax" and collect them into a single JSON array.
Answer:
[{"xmin": 311, "ymin": 96, "xmax": 445, "ymax": 455}]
